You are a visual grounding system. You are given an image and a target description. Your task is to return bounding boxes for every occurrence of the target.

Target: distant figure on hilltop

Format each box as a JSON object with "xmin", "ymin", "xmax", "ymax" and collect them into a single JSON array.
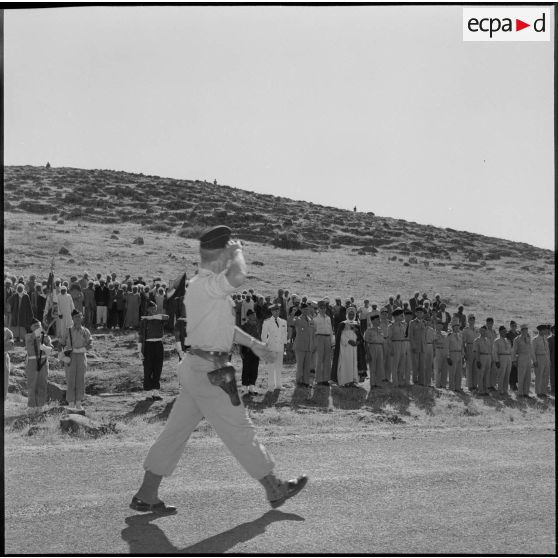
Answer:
[
  {"xmin": 214, "ymin": 179, "xmax": 217, "ymax": 185},
  {"xmin": 45, "ymin": 162, "xmax": 51, "ymax": 169},
  {"xmin": 353, "ymin": 206, "xmax": 357, "ymax": 212}
]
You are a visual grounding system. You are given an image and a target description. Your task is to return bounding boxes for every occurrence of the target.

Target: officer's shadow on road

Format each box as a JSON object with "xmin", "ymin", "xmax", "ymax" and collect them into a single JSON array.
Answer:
[{"xmin": 122, "ymin": 509, "xmax": 305, "ymax": 554}]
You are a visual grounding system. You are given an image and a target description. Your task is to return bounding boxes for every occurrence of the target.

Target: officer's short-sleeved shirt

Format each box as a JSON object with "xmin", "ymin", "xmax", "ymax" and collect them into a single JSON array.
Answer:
[{"xmin": 185, "ymin": 268, "xmax": 236, "ymax": 352}]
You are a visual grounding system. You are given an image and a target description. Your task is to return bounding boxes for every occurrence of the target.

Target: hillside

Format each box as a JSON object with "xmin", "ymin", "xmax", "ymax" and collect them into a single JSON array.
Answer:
[{"xmin": 3, "ymin": 165, "xmax": 553, "ymax": 262}]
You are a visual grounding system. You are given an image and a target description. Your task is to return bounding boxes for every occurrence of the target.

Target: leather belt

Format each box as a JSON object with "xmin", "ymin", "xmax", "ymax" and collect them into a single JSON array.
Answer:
[
  {"xmin": 498, "ymin": 353, "xmax": 511, "ymax": 356},
  {"xmin": 316, "ymin": 333, "xmax": 331, "ymax": 336},
  {"xmin": 190, "ymin": 348, "xmax": 229, "ymax": 358},
  {"xmin": 478, "ymin": 353, "xmax": 490, "ymax": 355},
  {"xmin": 146, "ymin": 338, "xmax": 163, "ymax": 342}
]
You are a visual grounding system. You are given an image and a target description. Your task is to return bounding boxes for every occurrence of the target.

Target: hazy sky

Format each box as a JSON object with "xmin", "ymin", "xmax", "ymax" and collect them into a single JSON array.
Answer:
[{"xmin": 4, "ymin": 5, "xmax": 555, "ymax": 250}]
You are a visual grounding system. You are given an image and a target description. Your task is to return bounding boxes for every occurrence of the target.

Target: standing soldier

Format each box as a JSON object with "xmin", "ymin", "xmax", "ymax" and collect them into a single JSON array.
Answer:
[
  {"xmin": 512, "ymin": 325, "xmax": 535, "ymax": 398},
  {"xmin": 388, "ymin": 309, "xmax": 406, "ymax": 387},
  {"xmin": 506, "ymin": 321, "xmax": 520, "ymax": 391},
  {"xmin": 532, "ymin": 324, "xmax": 550, "ymax": 398},
  {"xmin": 409, "ymin": 306, "xmax": 427, "ymax": 386},
  {"xmin": 138, "ymin": 301, "xmax": 168, "ymax": 401},
  {"xmin": 24, "ymin": 318, "xmax": 54, "ymax": 409},
  {"xmin": 548, "ymin": 325, "xmax": 555, "ymax": 395},
  {"xmin": 364, "ymin": 314, "xmax": 385, "ymax": 388},
  {"xmin": 402, "ymin": 309, "xmax": 413, "ymax": 386},
  {"xmin": 310, "ymin": 301, "xmax": 332, "ymax": 387},
  {"xmin": 462, "ymin": 314, "xmax": 478, "ymax": 393},
  {"xmin": 472, "ymin": 326, "xmax": 492, "ymax": 396},
  {"xmin": 59, "ymin": 309, "xmax": 92, "ymax": 410},
  {"xmin": 261, "ymin": 303, "xmax": 289, "ymax": 390},
  {"xmin": 293, "ymin": 304, "xmax": 315, "ymax": 388},
  {"xmin": 433, "ymin": 321, "xmax": 449, "ymax": 389},
  {"xmin": 493, "ymin": 325, "xmax": 513, "ymax": 396},
  {"xmin": 379, "ymin": 308, "xmax": 391, "ymax": 382},
  {"xmin": 485, "ymin": 318, "xmax": 498, "ymax": 391},
  {"xmin": 447, "ymin": 318, "xmax": 464, "ymax": 391},
  {"xmin": 423, "ymin": 316, "xmax": 436, "ymax": 387}
]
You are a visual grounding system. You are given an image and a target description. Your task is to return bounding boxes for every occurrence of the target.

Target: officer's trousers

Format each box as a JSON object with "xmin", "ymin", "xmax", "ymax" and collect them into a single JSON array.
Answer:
[
  {"xmin": 476, "ymin": 355, "xmax": 491, "ymax": 395},
  {"xmin": 448, "ymin": 352, "xmax": 463, "ymax": 390},
  {"xmin": 66, "ymin": 353, "xmax": 86, "ymax": 404},
  {"xmin": 295, "ymin": 351, "xmax": 313, "ymax": 385},
  {"xmin": 534, "ymin": 356, "xmax": 550, "ymax": 395},
  {"xmin": 465, "ymin": 353, "xmax": 475, "ymax": 390},
  {"xmin": 315, "ymin": 336, "xmax": 332, "ymax": 383},
  {"xmin": 497, "ymin": 356, "xmax": 511, "ymax": 394},
  {"xmin": 391, "ymin": 342, "xmax": 405, "ymax": 387},
  {"xmin": 144, "ymin": 354, "xmax": 275, "ymax": 479},
  {"xmin": 517, "ymin": 355, "xmax": 532, "ymax": 396},
  {"xmin": 423, "ymin": 346, "xmax": 434, "ymax": 386},
  {"xmin": 402, "ymin": 340, "xmax": 411, "ymax": 385},
  {"xmin": 412, "ymin": 351, "xmax": 425, "ymax": 385},
  {"xmin": 267, "ymin": 350, "xmax": 283, "ymax": 389},
  {"xmin": 367, "ymin": 345, "xmax": 384, "ymax": 387},
  {"xmin": 25, "ymin": 360, "xmax": 48, "ymax": 407},
  {"xmin": 143, "ymin": 341, "xmax": 164, "ymax": 391},
  {"xmin": 435, "ymin": 353, "xmax": 448, "ymax": 388}
]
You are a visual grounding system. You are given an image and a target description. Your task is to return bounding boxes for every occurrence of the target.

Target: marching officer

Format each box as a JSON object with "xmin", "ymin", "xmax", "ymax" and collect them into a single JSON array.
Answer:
[{"xmin": 131, "ymin": 226, "xmax": 307, "ymax": 514}]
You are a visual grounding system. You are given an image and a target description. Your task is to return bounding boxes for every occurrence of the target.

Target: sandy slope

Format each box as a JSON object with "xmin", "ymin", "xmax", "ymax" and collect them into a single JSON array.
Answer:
[{"xmin": 4, "ymin": 426, "xmax": 555, "ymax": 555}]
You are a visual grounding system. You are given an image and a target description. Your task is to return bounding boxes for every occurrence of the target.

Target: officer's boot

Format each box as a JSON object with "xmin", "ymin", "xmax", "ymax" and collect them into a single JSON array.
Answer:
[{"xmin": 258, "ymin": 472, "xmax": 308, "ymax": 508}]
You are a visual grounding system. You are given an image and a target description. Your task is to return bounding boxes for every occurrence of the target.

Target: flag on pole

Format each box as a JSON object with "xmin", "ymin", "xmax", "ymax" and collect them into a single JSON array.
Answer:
[{"xmin": 166, "ymin": 272, "xmax": 187, "ymax": 301}]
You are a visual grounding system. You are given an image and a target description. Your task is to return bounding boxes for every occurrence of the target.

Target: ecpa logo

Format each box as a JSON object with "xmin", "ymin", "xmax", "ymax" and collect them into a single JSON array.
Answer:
[{"xmin": 463, "ymin": 8, "xmax": 551, "ymax": 41}]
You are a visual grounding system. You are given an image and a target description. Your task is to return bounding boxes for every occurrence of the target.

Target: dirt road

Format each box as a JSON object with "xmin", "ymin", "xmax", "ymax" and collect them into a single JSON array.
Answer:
[{"xmin": 4, "ymin": 426, "xmax": 555, "ymax": 554}]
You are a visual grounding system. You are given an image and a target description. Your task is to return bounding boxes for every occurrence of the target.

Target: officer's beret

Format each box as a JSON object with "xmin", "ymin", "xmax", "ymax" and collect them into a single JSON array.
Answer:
[
  {"xmin": 199, "ymin": 225, "xmax": 231, "ymax": 249},
  {"xmin": 498, "ymin": 326, "xmax": 507, "ymax": 332},
  {"xmin": 404, "ymin": 309, "xmax": 413, "ymax": 315},
  {"xmin": 300, "ymin": 303, "xmax": 308, "ymax": 309},
  {"xmin": 370, "ymin": 314, "xmax": 380, "ymax": 321},
  {"xmin": 392, "ymin": 308, "xmax": 403, "ymax": 317},
  {"xmin": 510, "ymin": 320, "xmax": 517, "ymax": 326},
  {"xmin": 71, "ymin": 309, "xmax": 82, "ymax": 317},
  {"xmin": 536, "ymin": 324, "xmax": 548, "ymax": 331},
  {"xmin": 415, "ymin": 306, "xmax": 425, "ymax": 312},
  {"xmin": 480, "ymin": 325, "xmax": 487, "ymax": 330},
  {"xmin": 486, "ymin": 317, "xmax": 494, "ymax": 323}
]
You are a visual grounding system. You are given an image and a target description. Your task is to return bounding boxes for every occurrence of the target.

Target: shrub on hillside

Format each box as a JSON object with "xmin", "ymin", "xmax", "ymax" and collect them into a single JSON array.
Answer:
[{"xmin": 271, "ymin": 232, "xmax": 304, "ymax": 250}]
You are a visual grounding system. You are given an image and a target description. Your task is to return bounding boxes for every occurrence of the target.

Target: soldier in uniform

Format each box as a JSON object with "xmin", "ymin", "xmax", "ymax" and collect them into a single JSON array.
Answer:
[
  {"xmin": 364, "ymin": 314, "xmax": 385, "ymax": 388},
  {"xmin": 434, "ymin": 320, "xmax": 449, "ymax": 388},
  {"xmin": 447, "ymin": 318, "xmax": 464, "ymax": 391},
  {"xmin": 493, "ymin": 325, "xmax": 513, "ymax": 396},
  {"xmin": 402, "ymin": 309, "xmax": 413, "ymax": 386},
  {"xmin": 532, "ymin": 324, "xmax": 550, "ymax": 398},
  {"xmin": 485, "ymin": 317, "xmax": 498, "ymax": 391},
  {"xmin": 506, "ymin": 321, "xmax": 519, "ymax": 391},
  {"xmin": 293, "ymin": 303, "xmax": 315, "ymax": 387},
  {"xmin": 310, "ymin": 300, "xmax": 333, "ymax": 386},
  {"xmin": 409, "ymin": 306, "xmax": 427, "ymax": 385},
  {"xmin": 138, "ymin": 301, "xmax": 168, "ymax": 401},
  {"xmin": 472, "ymin": 326, "xmax": 492, "ymax": 396},
  {"xmin": 462, "ymin": 314, "xmax": 478, "ymax": 392},
  {"xmin": 512, "ymin": 324, "xmax": 534, "ymax": 398},
  {"xmin": 59, "ymin": 309, "xmax": 92, "ymax": 410},
  {"xmin": 423, "ymin": 316, "xmax": 436, "ymax": 387},
  {"xmin": 387, "ymin": 309, "xmax": 406, "ymax": 387},
  {"xmin": 131, "ymin": 226, "xmax": 307, "ymax": 514}
]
